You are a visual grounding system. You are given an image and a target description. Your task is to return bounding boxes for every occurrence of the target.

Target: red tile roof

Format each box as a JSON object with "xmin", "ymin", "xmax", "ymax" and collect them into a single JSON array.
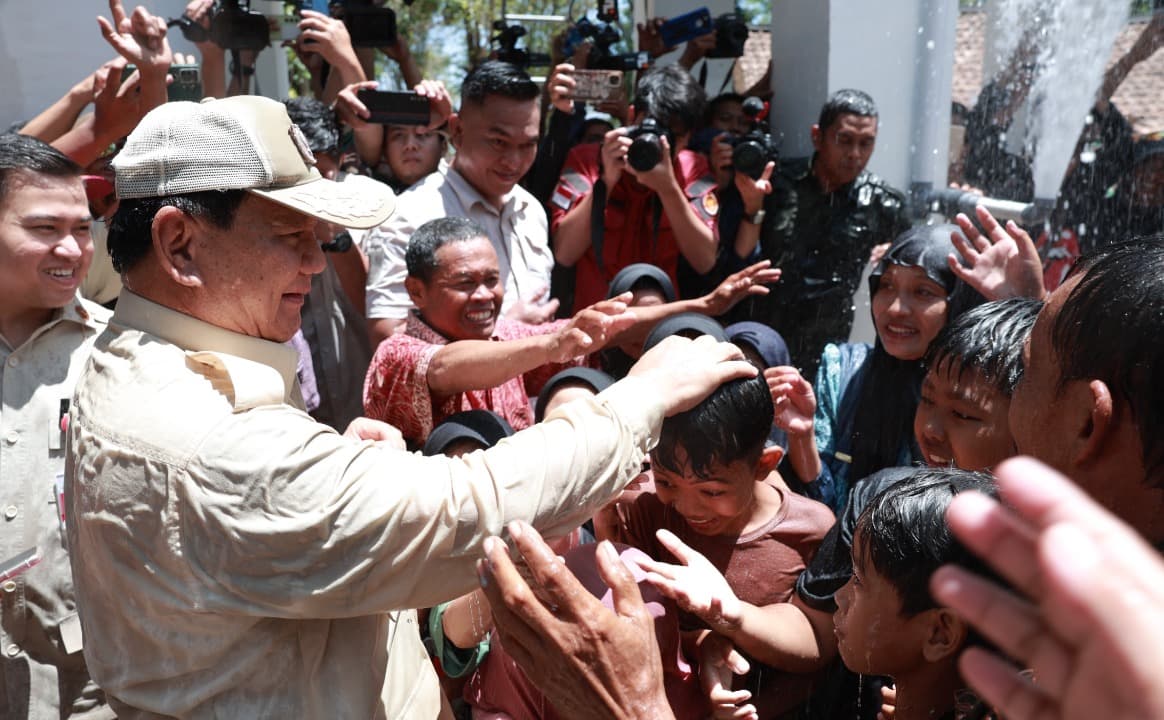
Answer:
[{"xmin": 955, "ymin": 11, "xmax": 1164, "ymax": 136}]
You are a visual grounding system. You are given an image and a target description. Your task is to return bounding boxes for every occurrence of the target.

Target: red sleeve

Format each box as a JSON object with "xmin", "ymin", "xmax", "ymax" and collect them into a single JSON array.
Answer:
[
  {"xmin": 549, "ymin": 144, "xmax": 601, "ymax": 234},
  {"xmin": 679, "ymin": 150, "xmax": 720, "ymax": 238},
  {"xmin": 362, "ymin": 334, "xmax": 442, "ymax": 446}
]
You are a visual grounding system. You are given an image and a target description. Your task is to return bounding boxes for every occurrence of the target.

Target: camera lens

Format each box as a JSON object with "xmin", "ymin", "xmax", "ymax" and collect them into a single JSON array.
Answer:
[
  {"xmin": 628, "ymin": 133, "xmax": 662, "ymax": 172},
  {"xmin": 733, "ymin": 140, "xmax": 766, "ymax": 179}
]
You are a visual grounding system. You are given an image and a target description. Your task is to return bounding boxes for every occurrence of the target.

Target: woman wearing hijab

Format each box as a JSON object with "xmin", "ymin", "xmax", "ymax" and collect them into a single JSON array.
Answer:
[{"xmin": 769, "ymin": 224, "xmax": 984, "ymax": 513}]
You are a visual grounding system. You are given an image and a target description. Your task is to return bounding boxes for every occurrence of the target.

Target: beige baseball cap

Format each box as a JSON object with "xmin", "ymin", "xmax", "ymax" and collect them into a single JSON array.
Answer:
[{"xmin": 113, "ymin": 96, "xmax": 395, "ymax": 229}]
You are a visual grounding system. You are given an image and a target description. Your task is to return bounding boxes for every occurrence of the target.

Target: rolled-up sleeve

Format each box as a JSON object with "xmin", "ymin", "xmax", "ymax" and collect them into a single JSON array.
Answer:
[{"xmin": 180, "ymin": 376, "xmax": 666, "ymax": 615}]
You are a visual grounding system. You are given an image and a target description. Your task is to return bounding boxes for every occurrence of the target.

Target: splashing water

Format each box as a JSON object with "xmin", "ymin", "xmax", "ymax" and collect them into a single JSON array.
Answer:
[{"xmin": 1021, "ymin": 0, "xmax": 1129, "ymax": 197}]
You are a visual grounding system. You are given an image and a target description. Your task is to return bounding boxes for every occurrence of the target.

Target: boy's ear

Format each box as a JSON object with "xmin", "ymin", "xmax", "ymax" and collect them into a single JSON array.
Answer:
[
  {"xmin": 921, "ymin": 608, "xmax": 968, "ymax": 663},
  {"xmin": 757, "ymin": 445, "xmax": 784, "ymax": 475}
]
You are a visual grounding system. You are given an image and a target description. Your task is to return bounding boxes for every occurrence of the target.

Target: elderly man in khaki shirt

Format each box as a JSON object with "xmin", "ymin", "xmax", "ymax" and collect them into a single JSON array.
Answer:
[{"xmin": 65, "ymin": 91, "xmax": 755, "ymax": 718}]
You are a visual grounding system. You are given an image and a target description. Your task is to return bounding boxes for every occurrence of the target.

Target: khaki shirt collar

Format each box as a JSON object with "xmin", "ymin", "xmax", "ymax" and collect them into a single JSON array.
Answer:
[
  {"xmin": 113, "ymin": 290, "xmax": 300, "ymax": 406},
  {"xmin": 444, "ymin": 165, "xmax": 526, "ymax": 216}
]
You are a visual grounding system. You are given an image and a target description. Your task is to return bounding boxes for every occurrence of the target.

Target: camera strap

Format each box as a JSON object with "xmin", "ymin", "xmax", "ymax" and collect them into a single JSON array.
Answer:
[
  {"xmin": 591, "ymin": 174, "xmax": 607, "ymax": 274},
  {"xmin": 697, "ymin": 59, "xmax": 738, "ymax": 95}
]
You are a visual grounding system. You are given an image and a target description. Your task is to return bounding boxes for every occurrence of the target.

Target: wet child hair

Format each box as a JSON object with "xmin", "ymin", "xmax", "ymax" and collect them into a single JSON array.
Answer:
[
  {"xmin": 924, "ymin": 297, "xmax": 1043, "ymax": 396},
  {"xmin": 653, "ymin": 374, "xmax": 773, "ymax": 480},
  {"xmin": 854, "ymin": 467, "xmax": 998, "ymax": 616}
]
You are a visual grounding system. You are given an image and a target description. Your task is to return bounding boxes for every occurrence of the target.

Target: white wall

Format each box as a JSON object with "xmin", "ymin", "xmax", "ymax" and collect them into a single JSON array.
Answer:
[{"xmin": 0, "ymin": 0, "xmax": 288, "ymax": 131}]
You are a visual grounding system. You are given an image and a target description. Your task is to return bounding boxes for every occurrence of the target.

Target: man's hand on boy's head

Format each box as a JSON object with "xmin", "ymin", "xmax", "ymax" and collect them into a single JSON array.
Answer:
[
  {"xmin": 634, "ymin": 529, "xmax": 744, "ymax": 635},
  {"xmin": 698, "ymin": 633, "xmax": 757, "ymax": 720},
  {"xmin": 628, "ymin": 335, "xmax": 756, "ymax": 417}
]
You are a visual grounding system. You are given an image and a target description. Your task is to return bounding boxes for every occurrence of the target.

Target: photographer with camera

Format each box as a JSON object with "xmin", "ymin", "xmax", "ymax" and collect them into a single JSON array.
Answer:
[{"xmin": 551, "ymin": 65, "xmax": 720, "ymax": 313}]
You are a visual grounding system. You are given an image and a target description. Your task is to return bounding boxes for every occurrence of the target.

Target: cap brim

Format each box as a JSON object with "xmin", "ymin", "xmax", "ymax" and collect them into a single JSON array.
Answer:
[{"xmin": 251, "ymin": 173, "xmax": 395, "ymax": 229}]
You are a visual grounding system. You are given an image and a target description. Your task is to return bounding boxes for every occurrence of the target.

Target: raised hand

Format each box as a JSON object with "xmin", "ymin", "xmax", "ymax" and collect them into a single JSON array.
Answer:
[
  {"xmin": 634, "ymin": 529, "xmax": 744, "ymax": 634},
  {"xmin": 97, "ymin": 0, "xmax": 172, "ymax": 79},
  {"xmin": 547, "ymin": 63, "xmax": 577, "ymax": 114},
  {"xmin": 949, "ymin": 206, "xmax": 1045, "ymax": 301},
  {"xmin": 549, "ymin": 292, "xmax": 636, "ymax": 362},
  {"xmin": 700, "ymin": 260, "xmax": 782, "ymax": 317},
  {"xmin": 698, "ymin": 633, "xmax": 757, "ymax": 720},
  {"xmin": 765, "ymin": 366, "xmax": 816, "ymax": 437}
]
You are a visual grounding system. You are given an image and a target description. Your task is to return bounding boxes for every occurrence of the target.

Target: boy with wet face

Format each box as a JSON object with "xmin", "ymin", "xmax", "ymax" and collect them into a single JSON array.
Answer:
[
  {"xmin": 610, "ymin": 374, "xmax": 834, "ymax": 717},
  {"xmin": 915, "ymin": 297, "xmax": 1042, "ymax": 471},
  {"xmin": 834, "ymin": 468, "xmax": 1002, "ymax": 720}
]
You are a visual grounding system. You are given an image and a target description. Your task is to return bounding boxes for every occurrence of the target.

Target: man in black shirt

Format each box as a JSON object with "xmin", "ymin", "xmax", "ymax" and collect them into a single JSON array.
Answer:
[{"xmin": 757, "ymin": 90, "xmax": 910, "ymax": 378}]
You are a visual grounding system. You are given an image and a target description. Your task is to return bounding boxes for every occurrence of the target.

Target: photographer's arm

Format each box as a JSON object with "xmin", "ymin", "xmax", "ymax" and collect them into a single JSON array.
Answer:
[
  {"xmin": 732, "ymin": 161, "xmax": 774, "ymax": 259},
  {"xmin": 183, "ymin": 0, "xmax": 225, "ymax": 99},
  {"xmin": 553, "ymin": 127, "xmax": 628, "ymax": 267},
  {"xmin": 628, "ymin": 139, "xmax": 716, "ymax": 274}
]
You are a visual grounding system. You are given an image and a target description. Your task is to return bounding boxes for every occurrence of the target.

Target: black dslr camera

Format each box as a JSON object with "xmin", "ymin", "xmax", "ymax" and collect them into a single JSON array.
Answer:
[
  {"xmin": 491, "ymin": 21, "xmax": 550, "ymax": 68},
  {"xmin": 625, "ymin": 118, "xmax": 673, "ymax": 172},
  {"xmin": 566, "ymin": 16, "xmax": 649, "ymax": 72},
  {"xmin": 170, "ymin": 0, "xmax": 269, "ymax": 51},
  {"xmin": 728, "ymin": 97, "xmax": 781, "ymax": 179},
  {"xmin": 707, "ymin": 13, "xmax": 748, "ymax": 58},
  {"xmin": 329, "ymin": 0, "xmax": 397, "ymax": 48}
]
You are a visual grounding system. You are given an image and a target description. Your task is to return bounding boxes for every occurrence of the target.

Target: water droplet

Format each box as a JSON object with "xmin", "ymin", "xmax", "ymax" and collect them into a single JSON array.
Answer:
[{"xmin": 925, "ymin": 39, "xmax": 935, "ymax": 50}]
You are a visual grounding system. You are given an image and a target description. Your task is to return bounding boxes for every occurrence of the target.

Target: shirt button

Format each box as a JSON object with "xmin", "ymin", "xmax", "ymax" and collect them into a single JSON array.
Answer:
[
  {"xmin": 5, "ymin": 644, "xmax": 19, "ymax": 657},
  {"xmin": 6, "ymin": 356, "xmax": 17, "ymax": 368},
  {"xmin": 3, "ymin": 506, "xmax": 17, "ymax": 520},
  {"xmin": 1, "ymin": 581, "xmax": 15, "ymax": 593},
  {"xmin": 4, "ymin": 432, "xmax": 16, "ymax": 445}
]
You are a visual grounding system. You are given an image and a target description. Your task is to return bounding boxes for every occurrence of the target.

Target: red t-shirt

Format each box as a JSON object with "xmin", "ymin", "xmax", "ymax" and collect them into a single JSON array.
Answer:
[{"xmin": 550, "ymin": 144, "xmax": 720, "ymax": 312}]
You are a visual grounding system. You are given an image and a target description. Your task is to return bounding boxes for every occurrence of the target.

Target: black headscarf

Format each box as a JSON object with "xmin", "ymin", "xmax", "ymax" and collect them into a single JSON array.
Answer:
[
  {"xmin": 534, "ymin": 367, "xmax": 616, "ymax": 422},
  {"xmin": 845, "ymin": 224, "xmax": 984, "ymax": 482}
]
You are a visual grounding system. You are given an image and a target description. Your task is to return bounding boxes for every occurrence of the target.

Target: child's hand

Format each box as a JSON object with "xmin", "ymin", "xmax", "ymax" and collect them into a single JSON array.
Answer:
[
  {"xmin": 634, "ymin": 529, "xmax": 743, "ymax": 634},
  {"xmin": 698, "ymin": 633, "xmax": 757, "ymax": 720},
  {"xmin": 877, "ymin": 683, "xmax": 897, "ymax": 720},
  {"xmin": 765, "ymin": 366, "xmax": 816, "ymax": 437}
]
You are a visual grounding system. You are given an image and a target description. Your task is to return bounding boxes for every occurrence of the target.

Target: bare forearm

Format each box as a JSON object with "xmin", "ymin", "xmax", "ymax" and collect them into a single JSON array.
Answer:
[
  {"xmin": 21, "ymin": 88, "xmax": 91, "ymax": 143},
  {"xmin": 659, "ymin": 185, "xmax": 715, "ymax": 273},
  {"xmin": 199, "ymin": 44, "xmax": 227, "ymax": 99},
  {"xmin": 553, "ymin": 191, "xmax": 597, "ymax": 267},
  {"xmin": 441, "ymin": 589, "xmax": 493, "ymax": 649},
  {"xmin": 723, "ymin": 600, "xmax": 835, "ymax": 673},
  {"xmin": 320, "ymin": 53, "xmax": 367, "ymax": 104},
  {"xmin": 785, "ymin": 433, "xmax": 822, "ymax": 484},
  {"xmin": 427, "ymin": 334, "xmax": 555, "ymax": 396},
  {"xmin": 733, "ymin": 219, "xmax": 761, "ymax": 260},
  {"xmin": 51, "ymin": 114, "xmax": 121, "ymax": 167}
]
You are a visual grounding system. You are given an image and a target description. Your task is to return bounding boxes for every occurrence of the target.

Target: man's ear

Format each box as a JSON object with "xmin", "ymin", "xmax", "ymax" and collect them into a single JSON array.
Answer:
[
  {"xmin": 1072, "ymin": 379, "xmax": 1115, "ymax": 467},
  {"xmin": 151, "ymin": 205, "xmax": 202, "ymax": 288},
  {"xmin": 404, "ymin": 275, "xmax": 427, "ymax": 309},
  {"xmin": 447, "ymin": 113, "xmax": 463, "ymax": 151},
  {"xmin": 757, "ymin": 445, "xmax": 785, "ymax": 475},
  {"xmin": 921, "ymin": 608, "xmax": 967, "ymax": 663},
  {"xmin": 810, "ymin": 124, "xmax": 823, "ymax": 152}
]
